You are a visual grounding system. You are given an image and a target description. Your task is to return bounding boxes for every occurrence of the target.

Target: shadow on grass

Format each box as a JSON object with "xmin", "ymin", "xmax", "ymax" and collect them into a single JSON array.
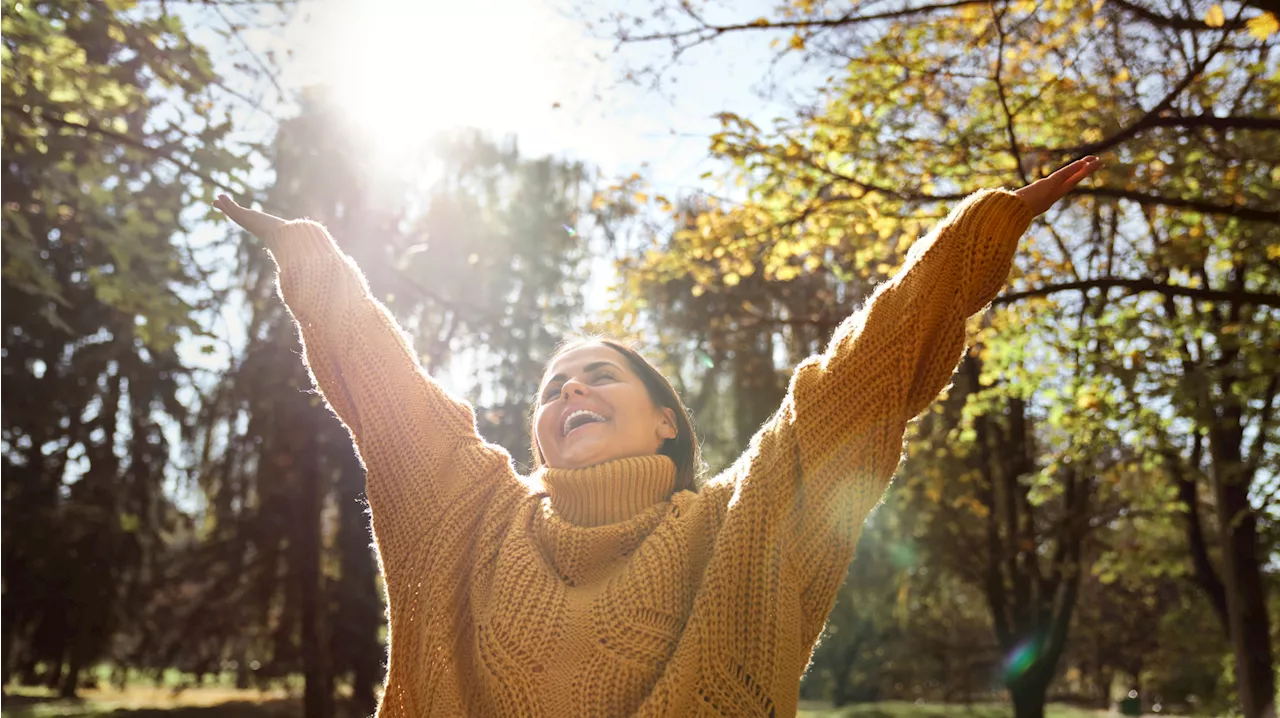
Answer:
[{"xmin": 2, "ymin": 695, "xmax": 297, "ymax": 718}]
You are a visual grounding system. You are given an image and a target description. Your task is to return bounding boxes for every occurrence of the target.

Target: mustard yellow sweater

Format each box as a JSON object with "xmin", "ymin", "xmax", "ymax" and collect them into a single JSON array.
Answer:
[{"xmin": 264, "ymin": 188, "xmax": 1034, "ymax": 717}]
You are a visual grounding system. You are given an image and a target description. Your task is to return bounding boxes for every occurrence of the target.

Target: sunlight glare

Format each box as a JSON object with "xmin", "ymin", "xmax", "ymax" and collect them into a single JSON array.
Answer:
[{"xmin": 299, "ymin": 0, "xmax": 587, "ymax": 167}]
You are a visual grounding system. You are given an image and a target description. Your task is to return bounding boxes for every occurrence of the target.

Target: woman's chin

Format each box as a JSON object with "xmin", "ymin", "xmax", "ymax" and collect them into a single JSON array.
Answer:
[{"xmin": 554, "ymin": 438, "xmax": 616, "ymax": 468}]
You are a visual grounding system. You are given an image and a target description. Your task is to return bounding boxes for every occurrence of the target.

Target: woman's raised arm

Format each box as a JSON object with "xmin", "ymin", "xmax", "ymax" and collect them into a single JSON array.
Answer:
[
  {"xmin": 214, "ymin": 196, "xmax": 524, "ymax": 579},
  {"xmin": 707, "ymin": 158, "xmax": 1100, "ymax": 628}
]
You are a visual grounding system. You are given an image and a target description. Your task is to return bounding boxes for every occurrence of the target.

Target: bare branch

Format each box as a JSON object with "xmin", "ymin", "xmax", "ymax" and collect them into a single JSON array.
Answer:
[
  {"xmin": 1047, "ymin": 115, "xmax": 1280, "ymax": 157},
  {"xmin": 1104, "ymin": 0, "xmax": 1249, "ymax": 31},
  {"xmin": 799, "ymin": 156, "xmax": 1277, "ymax": 221},
  {"xmin": 1063, "ymin": 29, "xmax": 1234, "ymax": 158},
  {"xmin": 994, "ymin": 276, "xmax": 1280, "ymax": 308},
  {"xmin": 1079, "ymin": 186, "xmax": 1280, "ymax": 223},
  {"xmin": 618, "ymin": 0, "xmax": 999, "ymax": 45},
  {"xmin": 991, "ymin": 4, "xmax": 1030, "ymax": 186}
]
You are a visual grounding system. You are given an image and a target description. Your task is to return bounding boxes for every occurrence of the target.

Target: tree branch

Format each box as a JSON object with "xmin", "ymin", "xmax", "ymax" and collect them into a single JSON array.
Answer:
[
  {"xmin": 617, "ymin": 0, "xmax": 998, "ymax": 44},
  {"xmin": 994, "ymin": 276, "xmax": 1280, "ymax": 308},
  {"xmin": 991, "ymin": 4, "xmax": 1030, "ymax": 186},
  {"xmin": 2, "ymin": 102, "xmax": 239, "ymax": 192},
  {"xmin": 1078, "ymin": 186, "xmax": 1280, "ymax": 222},
  {"xmin": 1104, "ymin": 0, "xmax": 1249, "ymax": 31},
  {"xmin": 1244, "ymin": 373, "xmax": 1279, "ymax": 479},
  {"xmin": 801, "ymin": 157, "xmax": 1277, "ymax": 221},
  {"xmin": 1064, "ymin": 30, "xmax": 1233, "ymax": 158},
  {"xmin": 1047, "ymin": 115, "xmax": 1280, "ymax": 158}
]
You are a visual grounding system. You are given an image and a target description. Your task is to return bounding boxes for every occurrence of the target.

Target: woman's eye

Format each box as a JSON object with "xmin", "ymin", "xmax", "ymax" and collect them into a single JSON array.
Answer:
[{"xmin": 593, "ymin": 372, "xmax": 615, "ymax": 383}]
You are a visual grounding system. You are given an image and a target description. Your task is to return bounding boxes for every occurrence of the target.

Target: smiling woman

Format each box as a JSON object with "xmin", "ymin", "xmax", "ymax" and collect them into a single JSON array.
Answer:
[
  {"xmin": 214, "ymin": 151, "xmax": 1098, "ymax": 715},
  {"xmin": 531, "ymin": 338, "xmax": 699, "ymax": 491}
]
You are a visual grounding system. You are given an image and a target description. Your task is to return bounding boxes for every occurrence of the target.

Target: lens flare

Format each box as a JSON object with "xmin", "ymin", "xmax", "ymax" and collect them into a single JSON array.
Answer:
[{"xmin": 1002, "ymin": 637, "xmax": 1041, "ymax": 681}]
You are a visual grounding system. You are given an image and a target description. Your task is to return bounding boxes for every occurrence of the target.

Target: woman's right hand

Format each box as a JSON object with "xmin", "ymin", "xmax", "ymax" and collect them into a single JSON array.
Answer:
[{"xmin": 213, "ymin": 194, "xmax": 287, "ymax": 241}]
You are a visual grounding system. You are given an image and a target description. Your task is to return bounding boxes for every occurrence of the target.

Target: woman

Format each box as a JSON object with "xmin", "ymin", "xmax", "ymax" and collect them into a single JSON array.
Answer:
[{"xmin": 214, "ymin": 155, "xmax": 1100, "ymax": 717}]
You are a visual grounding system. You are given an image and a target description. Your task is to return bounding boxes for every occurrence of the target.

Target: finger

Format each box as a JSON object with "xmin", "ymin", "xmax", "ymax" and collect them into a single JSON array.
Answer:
[
  {"xmin": 1061, "ymin": 158, "xmax": 1102, "ymax": 191},
  {"xmin": 1047, "ymin": 156, "xmax": 1099, "ymax": 185}
]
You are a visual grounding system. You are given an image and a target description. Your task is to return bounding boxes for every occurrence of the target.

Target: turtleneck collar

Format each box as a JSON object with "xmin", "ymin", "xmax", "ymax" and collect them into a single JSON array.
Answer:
[{"xmin": 535, "ymin": 454, "xmax": 676, "ymax": 527}]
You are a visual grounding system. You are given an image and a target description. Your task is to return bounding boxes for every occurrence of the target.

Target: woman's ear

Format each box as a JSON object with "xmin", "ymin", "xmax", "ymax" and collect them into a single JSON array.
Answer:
[{"xmin": 658, "ymin": 407, "xmax": 678, "ymax": 440}]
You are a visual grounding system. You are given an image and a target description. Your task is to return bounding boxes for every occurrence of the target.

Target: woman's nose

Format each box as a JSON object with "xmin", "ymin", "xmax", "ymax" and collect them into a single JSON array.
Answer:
[{"xmin": 562, "ymin": 382, "xmax": 588, "ymax": 399}]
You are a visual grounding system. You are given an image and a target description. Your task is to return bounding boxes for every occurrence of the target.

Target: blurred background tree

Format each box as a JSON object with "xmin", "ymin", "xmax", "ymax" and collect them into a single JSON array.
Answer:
[
  {"xmin": 592, "ymin": 0, "xmax": 1278, "ymax": 716},
  {"xmin": 2, "ymin": 0, "xmax": 1276, "ymax": 716}
]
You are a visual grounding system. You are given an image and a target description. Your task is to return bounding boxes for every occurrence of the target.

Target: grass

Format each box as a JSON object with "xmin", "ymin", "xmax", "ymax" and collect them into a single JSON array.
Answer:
[
  {"xmin": 1, "ymin": 686, "xmax": 298, "ymax": 718},
  {"xmin": 798, "ymin": 701, "xmax": 1119, "ymax": 717},
  {"xmin": 2, "ymin": 688, "xmax": 1154, "ymax": 718}
]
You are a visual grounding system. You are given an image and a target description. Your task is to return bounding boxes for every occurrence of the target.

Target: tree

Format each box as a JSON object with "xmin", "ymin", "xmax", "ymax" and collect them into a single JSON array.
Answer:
[
  {"xmin": 183, "ymin": 89, "xmax": 597, "ymax": 714},
  {"xmin": 1, "ymin": 0, "xmax": 253, "ymax": 695},
  {"xmin": 594, "ymin": 0, "xmax": 1278, "ymax": 714}
]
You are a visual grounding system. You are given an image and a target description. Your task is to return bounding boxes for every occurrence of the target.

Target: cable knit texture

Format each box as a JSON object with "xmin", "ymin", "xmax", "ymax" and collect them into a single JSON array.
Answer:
[{"xmin": 265, "ymin": 188, "xmax": 1034, "ymax": 717}]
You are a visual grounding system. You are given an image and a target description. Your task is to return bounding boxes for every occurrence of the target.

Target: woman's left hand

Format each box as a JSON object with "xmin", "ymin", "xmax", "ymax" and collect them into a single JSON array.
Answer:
[{"xmin": 1014, "ymin": 156, "xmax": 1103, "ymax": 216}]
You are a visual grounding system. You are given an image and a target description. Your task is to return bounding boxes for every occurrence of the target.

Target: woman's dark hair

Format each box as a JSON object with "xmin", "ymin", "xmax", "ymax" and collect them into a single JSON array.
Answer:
[{"xmin": 529, "ymin": 336, "xmax": 703, "ymax": 493}]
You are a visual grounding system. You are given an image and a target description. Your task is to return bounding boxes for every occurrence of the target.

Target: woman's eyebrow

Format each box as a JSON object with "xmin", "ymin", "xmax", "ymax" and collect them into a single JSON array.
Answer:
[{"xmin": 543, "ymin": 361, "xmax": 621, "ymax": 388}]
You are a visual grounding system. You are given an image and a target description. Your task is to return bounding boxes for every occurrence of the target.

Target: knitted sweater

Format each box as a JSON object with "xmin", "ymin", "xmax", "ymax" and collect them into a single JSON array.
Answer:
[{"xmin": 264, "ymin": 188, "xmax": 1034, "ymax": 717}]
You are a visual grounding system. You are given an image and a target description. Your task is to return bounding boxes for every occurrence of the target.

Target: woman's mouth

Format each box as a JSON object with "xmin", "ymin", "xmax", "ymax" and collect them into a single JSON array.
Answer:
[{"xmin": 562, "ymin": 409, "xmax": 609, "ymax": 437}]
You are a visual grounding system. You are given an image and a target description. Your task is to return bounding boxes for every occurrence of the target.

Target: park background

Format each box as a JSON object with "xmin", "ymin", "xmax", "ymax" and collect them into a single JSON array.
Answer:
[{"xmin": 2, "ymin": 0, "xmax": 1278, "ymax": 716}]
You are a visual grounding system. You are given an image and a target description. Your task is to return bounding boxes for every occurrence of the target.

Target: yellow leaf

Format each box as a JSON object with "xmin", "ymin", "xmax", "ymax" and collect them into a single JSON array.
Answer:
[
  {"xmin": 789, "ymin": 34, "xmax": 805, "ymax": 50},
  {"xmin": 723, "ymin": 272, "xmax": 741, "ymax": 286},
  {"xmin": 1114, "ymin": 68, "xmax": 1130, "ymax": 83},
  {"xmin": 633, "ymin": 192, "xmax": 649, "ymax": 203},
  {"xmin": 691, "ymin": 284, "xmax": 705, "ymax": 297},
  {"xmin": 1248, "ymin": 12, "xmax": 1278, "ymax": 39},
  {"xmin": 752, "ymin": 17, "xmax": 770, "ymax": 26},
  {"xmin": 1205, "ymin": 4, "xmax": 1225, "ymax": 27}
]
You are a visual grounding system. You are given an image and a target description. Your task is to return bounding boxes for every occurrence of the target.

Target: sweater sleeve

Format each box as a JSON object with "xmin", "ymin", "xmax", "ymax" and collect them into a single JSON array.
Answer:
[
  {"xmin": 718, "ymin": 188, "xmax": 1034, "ymax": 629},
  {"xmin": 264, "ymin": 220, "xmax": 524, "ymax": 581}
]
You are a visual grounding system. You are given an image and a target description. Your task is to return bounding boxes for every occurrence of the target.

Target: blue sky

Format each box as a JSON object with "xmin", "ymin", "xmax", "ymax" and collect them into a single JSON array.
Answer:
[
  {"xmin": 183, "ymin": 0, "xmax": 821, "ymax": 387},
  {"xmin": 274, "ymin": 0, "xmax": 809, "ymax": 197},
  {"xmin": 165, "ymin": 0, "xmax": 819, "ymax": 499}
]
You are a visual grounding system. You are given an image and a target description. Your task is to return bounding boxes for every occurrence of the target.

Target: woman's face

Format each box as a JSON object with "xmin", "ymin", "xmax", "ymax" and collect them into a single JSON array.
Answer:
[{"xmin": 534, "ymin": 344, "xmax": 677, "ymax": 470}]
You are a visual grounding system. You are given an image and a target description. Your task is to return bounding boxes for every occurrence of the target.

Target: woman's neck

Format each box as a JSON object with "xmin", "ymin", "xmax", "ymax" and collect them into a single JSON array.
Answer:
[{"xmin": 537, "ymin": 455, "xmax": 676, "ymax": 526}]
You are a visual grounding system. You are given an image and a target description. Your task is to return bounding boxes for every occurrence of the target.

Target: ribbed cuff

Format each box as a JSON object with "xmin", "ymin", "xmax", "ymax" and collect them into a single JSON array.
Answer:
[
  {"xmin": 540, "ymin": 455, "xmax": 677, "ymax": 527},
  {"xmin": 967, "ymin": 188, "xmax": 1035, "ymax": 238},
  {"xmin": 263, "ymin": 219, "xmax": 344, "ymax": 268}
]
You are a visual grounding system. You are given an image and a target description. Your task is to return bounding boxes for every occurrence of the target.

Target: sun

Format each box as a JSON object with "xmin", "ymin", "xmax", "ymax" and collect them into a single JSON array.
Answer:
[{"xmin": 288, "ymin": 0, "xmax": 590, "ymax": 165}]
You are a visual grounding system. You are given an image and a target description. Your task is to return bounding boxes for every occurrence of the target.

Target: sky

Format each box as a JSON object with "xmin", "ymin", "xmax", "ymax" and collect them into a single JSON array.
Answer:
[
  {"xmin": 184, "ymin": 0, "xmax": 822, "ymax": 393},
  {"xmin": 165, "ymin": 0, "xmax": 819, "ymax": 495},
  {"xmin": 273, "ymin": 0, "xmax": 807, "ymax": 200}
]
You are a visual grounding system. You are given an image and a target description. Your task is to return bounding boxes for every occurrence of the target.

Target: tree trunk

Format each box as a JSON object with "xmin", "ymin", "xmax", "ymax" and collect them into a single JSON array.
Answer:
[
  {"xmin": 1009, "ymin": 676, "xmax": 1049, "ymax": 718},
  {"xmin": 297, "ymin": 433, "xmax": 333, "ymax": 718},
  {"xmin": 334, "ymin": 444, "xmax": 381, "ymax": 717},
  {"xmin": 57, "ymin": 653, "xmax": 81, "ymax": 699},
  {"xmin": 1215, "ymin": 473, "xmax": 1277, "ymax": 718},
  {"xmin": 44, "ymin": 656, "xmax": 64, "ymax": 691}
]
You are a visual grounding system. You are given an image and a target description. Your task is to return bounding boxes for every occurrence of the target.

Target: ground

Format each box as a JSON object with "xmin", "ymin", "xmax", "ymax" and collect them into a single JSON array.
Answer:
[{"xmin": 2, "ymin": 687, "xmax": 1165, "ymax": 718}]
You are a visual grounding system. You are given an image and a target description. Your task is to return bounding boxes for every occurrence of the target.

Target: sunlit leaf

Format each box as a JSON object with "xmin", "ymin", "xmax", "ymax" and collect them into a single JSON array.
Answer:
[
  {"xmin": 1247, "ymin": 11, "xmax": 1278, "ymax": 39},
  {"xmin": 1205, "ymin": 4, "xmax": 1225, "ymax": 27}
]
